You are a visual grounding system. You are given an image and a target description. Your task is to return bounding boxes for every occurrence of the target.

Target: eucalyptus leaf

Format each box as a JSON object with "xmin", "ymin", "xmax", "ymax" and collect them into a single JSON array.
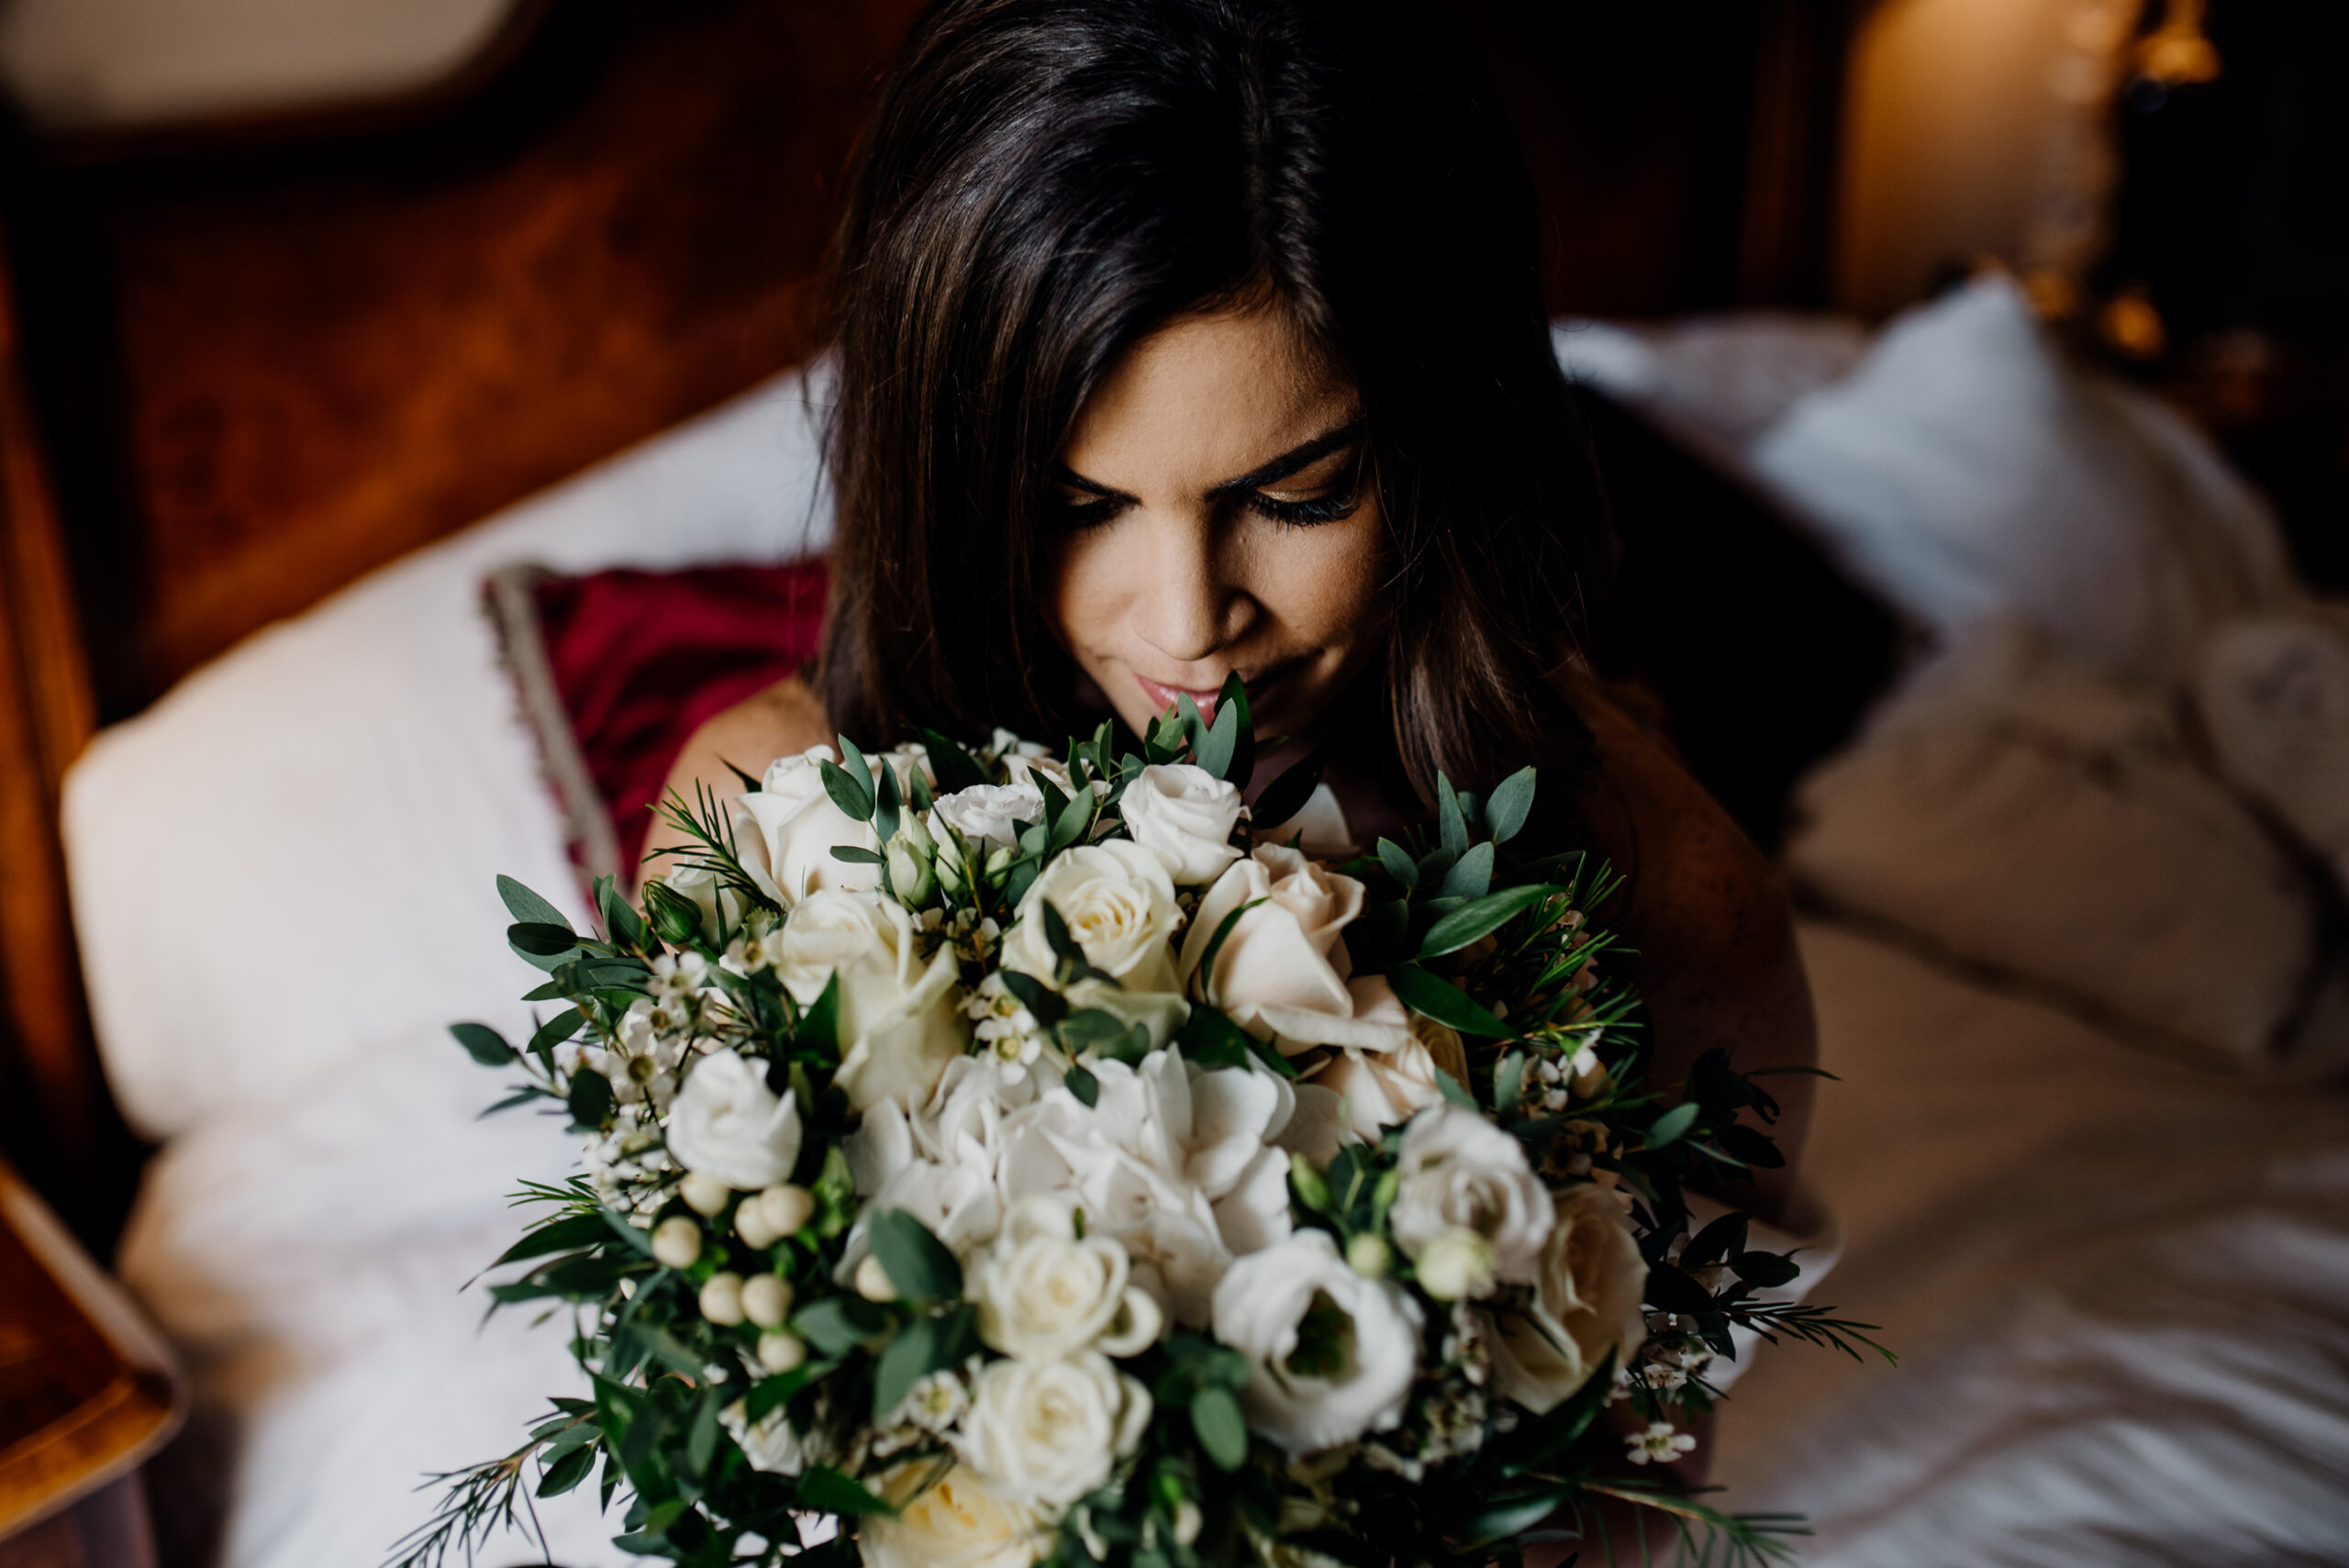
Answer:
[
  {"xmin": 1437, "ymin": 773, "xmax": 1469, "ymax": 856},
  {"xmin": 509, "ymin": 921, "xmax": 584, "ymax": 958},
  {"xmin": 451, "ymin": 1021, "xmax": 516, "ymax": 1067},
  {"xmin": 1252, "ymin": 750, "xmax": 1324, "ymax": 832},
  {"xmin": 1432, "ymin": 840, "xmax": 1495, "ymax": 901},
  {"xmin": 1375, "ymin": 837, "xmax": 1419, "ymax": 889},
  {"xmin": 529, "ymin": 1007, "xmax": 584, "ymax": 1060},
  {"xmin": 1190, "ymin": 1385, "xmax": 1248, "ymax": 1471},
  {"xmin": 1384, "ymin": 962, "xmax": 1513, "ymax": 1039},
  {"xmin": 797, "ymin": 972, "xmax": 842, "ymax": 1063},
  {"xmin": 918, "ymin": 728, "xmax": 990, "ymax": 795},
  {"xmin": 872, "ymin": 1317, "xmax": 941, "ymax": 1423},
  {"xmin": 818, "ymin": 760, "xmax": 874, "ymax": 823},
  {"xmin": 1419, "ymin": 884, "xmax": 1561, "ymax": 960},
  {"xmin": 1065, "ymin": 1062, "xmax": 1100, "ymax": 1107},
  {"xmin": 1486, "ymin": 765, "xmax": 1537, "ymax": 843},
  {"xmin": 566, "ymin": 1070, "xmax": 614, "ymax": 1129},
  {"xmin": 798, "ymin": 1466, "xmax": 894, "ymax": 1518},
  {"xmin": 868, "ymin": 1208, "xmax": 963, "ymax": 1303},
  {"xmin": 498, "ymin": 874, "xmax": 573, "ymax": 931},
  {"xmin": 1646, "ymin": 1101, "xmax": 1700, "ymax": 1149}
]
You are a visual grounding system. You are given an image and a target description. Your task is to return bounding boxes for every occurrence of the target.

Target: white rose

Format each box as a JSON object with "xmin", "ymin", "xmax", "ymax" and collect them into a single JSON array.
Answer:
[
  {"xmin": 665, "ymin": 1050, "xmax": 801, "ymax": 1190},
  {"xmin": 956, "ymin": 1351, "xmax": 1152, "ymax": 1511},
  {"xmin": 1181, "ymin": 847, "xmax": 1402, "ymax": 1051},
  {"xmin": 1390, "ymin": 1105, "xmax": 1552, "ymax": 1284},
  {"xmin": 1210, "ymin": 1229, "xmax": 1423, "ymax": 1453},
  {"xmin": 777, "ymin": 892, "xmax": 966, "ymax": 1114},
  {"xmin": 1488, "ymin": 1183, "xmax": 1649, "ymax": 1414},
  {"xmin": 1002, "ymin": 841, "xmax": 1182, "ymax": 993},
  {"xmin": 730, "ymin": 746, "xmax": 881, "ymax": 905},
  {"xmin": 935, "ymin": 783, "xmax": 1047, "ymax": 853},
  {"xmin": 863, "ymin": 1463, "xmax": 1043, "ymax": 1568},
  {"xmin": 972, "ymin": 1201, "xmax": 1133, "ymax": 1360},
  {"xmin": 1119, "ymin": 763, "xmax": 1244, "ymax": 885}
]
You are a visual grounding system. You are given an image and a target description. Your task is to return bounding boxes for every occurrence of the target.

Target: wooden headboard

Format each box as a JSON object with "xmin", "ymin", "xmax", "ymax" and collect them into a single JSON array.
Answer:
[{"xmin": 0, "ymin": 0, "xmax": 1864, "ymax": 1247}]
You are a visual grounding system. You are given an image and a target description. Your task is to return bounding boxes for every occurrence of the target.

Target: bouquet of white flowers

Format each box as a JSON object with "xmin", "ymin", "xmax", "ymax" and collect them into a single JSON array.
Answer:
[{"xmin": 401, "ymin": 680, "xmax": 1884, "ymax": 1568}]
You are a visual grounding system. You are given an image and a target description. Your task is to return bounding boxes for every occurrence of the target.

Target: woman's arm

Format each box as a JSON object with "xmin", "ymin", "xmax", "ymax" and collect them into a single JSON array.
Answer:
[
  {"xmin": 1557, "ymin": 667, "xmax": 1817, "ymax": 1223},
  {"xmin": 637, "ymin": 673, "xmax": 832, "ymax": 877}
]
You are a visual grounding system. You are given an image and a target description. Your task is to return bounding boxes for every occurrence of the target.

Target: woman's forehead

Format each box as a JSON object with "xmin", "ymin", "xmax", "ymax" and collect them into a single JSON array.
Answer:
[{"xmin": 1062, "ymin": 309, "xmax": 1357, "ymax": 495}]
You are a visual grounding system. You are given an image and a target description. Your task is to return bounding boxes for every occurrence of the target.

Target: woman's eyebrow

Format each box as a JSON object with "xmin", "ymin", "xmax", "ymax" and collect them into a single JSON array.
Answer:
[
  {"xmin": 1052, "ymin": 417, "xmax": 1364, "ymax": 503},
  {"xmin": 1205, "ymin": 419, "xmax": 1364, "ymax": 499}
]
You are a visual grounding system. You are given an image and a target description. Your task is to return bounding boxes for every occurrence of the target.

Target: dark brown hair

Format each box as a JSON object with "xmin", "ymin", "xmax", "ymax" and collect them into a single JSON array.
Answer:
[{"xmin": 821, "ymin": 0, "xmax": 1606, "ymax": 800}]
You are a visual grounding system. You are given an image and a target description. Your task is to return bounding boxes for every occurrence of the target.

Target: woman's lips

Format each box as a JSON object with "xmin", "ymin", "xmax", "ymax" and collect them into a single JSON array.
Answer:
[{"xmin": 1133, "ymin": 673, "xmax": 1230, "ymax": 718}]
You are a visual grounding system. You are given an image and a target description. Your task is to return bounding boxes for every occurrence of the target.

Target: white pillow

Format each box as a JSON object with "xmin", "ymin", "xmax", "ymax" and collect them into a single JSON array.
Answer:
[
  {"xmin": 1750, "ymin": 274, "xmax": 2298, "ymax": 688},
  {"xmin": 64, "ymin": 367, "xmax": 836, "ymax": 1140},
  {"xmin": 1787, "ymin": 619, "xmax": 2343, "ymax": 1073}
]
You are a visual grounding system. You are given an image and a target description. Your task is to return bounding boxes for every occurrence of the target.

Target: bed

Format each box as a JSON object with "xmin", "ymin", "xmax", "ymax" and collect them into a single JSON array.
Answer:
[{"xmin": 4, "ymin": 3, "xmax": 2345, "ymax": 1565}]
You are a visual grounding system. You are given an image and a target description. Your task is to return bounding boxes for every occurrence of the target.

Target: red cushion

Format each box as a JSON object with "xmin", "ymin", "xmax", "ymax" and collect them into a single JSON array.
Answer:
[{"xmin": 520, "ymin": 560, "xmax": 829, "ymax": 874}]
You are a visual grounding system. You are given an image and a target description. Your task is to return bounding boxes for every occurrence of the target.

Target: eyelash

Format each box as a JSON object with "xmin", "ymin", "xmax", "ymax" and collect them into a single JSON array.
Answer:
[
  {"xmin": 1055, "ymin": 470, "xmax": 1363, "ymax": 531},
  {"xmin": 1247, "ymin": 485, "xmax": 1360, "ymax": 528}
]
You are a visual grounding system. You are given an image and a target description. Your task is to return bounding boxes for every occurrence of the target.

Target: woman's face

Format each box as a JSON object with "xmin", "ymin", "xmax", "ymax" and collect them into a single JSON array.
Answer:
[{"xmin": 1049, "ymin": 308, "xmax": 1387, "ymax": 747}]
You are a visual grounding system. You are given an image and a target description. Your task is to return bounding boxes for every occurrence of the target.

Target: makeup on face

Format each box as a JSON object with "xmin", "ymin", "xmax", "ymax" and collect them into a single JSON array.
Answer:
[{"xmin": 1047, "ymin": 308, "xmax": 1388, "ymax": 744}]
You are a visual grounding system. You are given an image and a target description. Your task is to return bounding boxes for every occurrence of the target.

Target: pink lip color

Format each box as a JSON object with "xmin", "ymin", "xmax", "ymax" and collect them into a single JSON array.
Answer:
[{"xmin": 1134, "ymin": 673, "xmax": 1228, "ymax": 718}]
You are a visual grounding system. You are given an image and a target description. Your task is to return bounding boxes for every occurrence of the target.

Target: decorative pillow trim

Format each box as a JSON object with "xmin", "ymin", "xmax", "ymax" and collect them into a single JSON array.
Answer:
[{"xmin": 484, "ymin": 562, "xmax": 627, "ymax": 888}]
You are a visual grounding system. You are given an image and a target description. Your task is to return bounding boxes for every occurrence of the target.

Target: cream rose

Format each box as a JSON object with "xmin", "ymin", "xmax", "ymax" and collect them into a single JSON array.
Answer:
[
  {"xmin": 1119, "ymin": 763, "xmax": 1245, "ymax": 884},
  {"xmin": 972, "ymin": 1202, "xmax": 1134, "ymax": 1361},
  {"xmin": 1488, "ymin": 1183, "xmax": 1649, "ymax": 1414},
  {"xmin": 956, "ymin": 1351, "xmax": 1152, "ymax": 1512},
  {"xmin": 778, "ymin": 892, "xmax": 967, "ymax": 1114},
  {"xmin": 1002, "ymin": 840, "xmax": 1182, "ymax": 993},
  {"xmin": 1390, "ymin": 1105, "xmax": 1552, "ymax": 1284},
  {"xmin": 665, "ymin": 1049, "xmax": 801, "ymax": 1191},
  {"xmin": 1311, "ymin": 978, "xmax": 1466, "ymax": 1137},
  {"xmin": 1181, "ymin": 847, "xmax": 1403, "ymax": 1051},
  {"xmin": 730, "ymin": 746, "xmax": 882, "ymax": 905},
  {"xmin": 1210, "ymin": 1229, "xmax": 1423, "ymax": 1454},
  {"xmin": 862, "ymin": 1463, "xmax": 1043, "ymax": 1568}
]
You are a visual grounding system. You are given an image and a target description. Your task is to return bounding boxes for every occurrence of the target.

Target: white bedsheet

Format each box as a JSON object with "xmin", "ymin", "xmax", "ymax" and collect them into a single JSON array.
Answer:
[{"xmin": 1714, "ymin": 922, "xmax": 2349, "ymax": 1566}]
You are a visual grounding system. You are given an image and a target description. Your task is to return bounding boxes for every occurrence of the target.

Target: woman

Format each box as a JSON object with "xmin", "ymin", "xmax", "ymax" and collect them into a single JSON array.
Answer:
[{"xmin": 652, "ymin": 0, "xmax": 1815, "ymax": 1538}]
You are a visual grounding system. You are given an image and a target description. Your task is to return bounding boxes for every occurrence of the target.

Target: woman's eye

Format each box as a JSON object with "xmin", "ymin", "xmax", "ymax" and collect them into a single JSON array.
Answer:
[{"xmin": 1056, "ymin": 492, "xmax": 1123, "ymax": 528}]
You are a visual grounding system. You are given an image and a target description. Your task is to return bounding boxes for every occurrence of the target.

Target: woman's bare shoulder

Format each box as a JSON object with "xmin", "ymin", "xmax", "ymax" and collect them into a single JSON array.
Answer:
[{"xmin": 640, "ymin": 673, "xmax": 830, "ymax": 866}]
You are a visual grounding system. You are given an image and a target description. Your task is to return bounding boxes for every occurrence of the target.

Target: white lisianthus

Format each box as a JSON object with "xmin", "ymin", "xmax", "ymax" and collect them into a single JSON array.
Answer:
[
  {"xmin": 1487, "ymin": 1183, "xmax": 1649, "ymax": 1414},
  {"xmin": 1119, "ymin": 763, "xmax": 1245, "ymax": 884},
  {"xmin": 863, "ymin": 1463, "xmax": 1043, "ymax": 1568},
  {"xmin": 1211, "ymin": 1229, "xmax": 1423, "ymax": 1453},
  {"xmin": 664, "ymin": 1050, "xmax": 801, "ymax": 1191},
  {"xmin": 972, "ymin": 1200, "xmax": 1133, "ymax": 1361},
  {"xmin": 718, "ymin": 1400, "xmax": 814, "ymax": 1475},
  {"xmin": 729, "ymin": 746, "xmax": 881, "ymax": 905},
  {"xmin": 956, "ymin": 1351, "xmax": 1152, "ymax": 1512},
  {"xmin": 1390, "ymin": 1105, "xmax": 1553, "ymax": 1284},
  {"xmin": 1002, "ymin": 841, "xmax": 1183, "ymax": 993},
  {"xmin": 935, "ymin": 783, "xmax": 1047, "ymax": 854},
  {"xmin": 1182, "ymin": 847, "xmax": 1403, "ymax": 1051},
  {"xmin": 776, "ymin": 892, "xmax": 966, "ymax": 1114},
  {"xmin": 996, "ymin": 1051, "xmax": 1306, "ymax": 1325}
]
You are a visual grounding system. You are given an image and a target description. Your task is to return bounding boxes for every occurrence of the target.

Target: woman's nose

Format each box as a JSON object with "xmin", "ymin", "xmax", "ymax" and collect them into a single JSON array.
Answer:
[{"xmin": 1135, "ymin": 514, "xmax": 1240, "ymax": 664}]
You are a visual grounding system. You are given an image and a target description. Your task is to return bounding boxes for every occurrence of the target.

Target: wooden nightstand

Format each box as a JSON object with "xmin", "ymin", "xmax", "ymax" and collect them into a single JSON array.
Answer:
[{"xmin": 0, "ymin": 1163, "xmax": 183, "ymax": 1564}]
